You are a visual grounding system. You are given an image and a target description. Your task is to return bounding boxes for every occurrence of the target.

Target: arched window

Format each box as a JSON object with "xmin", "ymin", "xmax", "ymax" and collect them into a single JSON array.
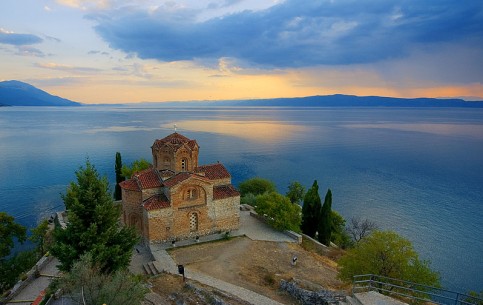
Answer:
[
  {"xmin": 181, "ymin": 158, "xmax": 188, "ymax": 171},
  {"xmin": 189, "ymin": 212, "xmax": 198, "ymax": 232},
  {"xmin": 186, "ymin": 188, "xmax": 197, "ymax": 200},
  {"xmin": 164, "ymin": 157, "xmax": 170, "ymax": 165}
]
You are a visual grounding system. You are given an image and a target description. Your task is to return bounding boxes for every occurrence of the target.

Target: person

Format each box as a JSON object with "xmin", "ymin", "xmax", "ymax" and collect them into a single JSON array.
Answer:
[{"xmin": 292, "ymin": 255, "xmax": 298, "ymax": 266}]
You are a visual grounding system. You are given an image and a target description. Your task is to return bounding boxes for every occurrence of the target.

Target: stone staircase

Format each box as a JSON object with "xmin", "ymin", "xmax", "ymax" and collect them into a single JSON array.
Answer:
[
  {"xmin": 143, "ymin": 261, "xmax": 161, "ymax": 276},
  {"xmin": 346, "ymin": 291, "xmax": 408, "ymax": 305}
]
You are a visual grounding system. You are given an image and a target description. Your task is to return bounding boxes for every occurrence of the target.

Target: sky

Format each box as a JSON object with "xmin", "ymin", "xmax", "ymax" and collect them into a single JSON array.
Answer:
[{"xmin": 0, "ymin": 0, "xmax": 482, "ymax": 104}]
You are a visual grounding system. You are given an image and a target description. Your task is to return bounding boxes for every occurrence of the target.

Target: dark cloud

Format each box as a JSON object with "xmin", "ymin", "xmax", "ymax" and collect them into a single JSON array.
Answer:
[
  {"xmin": 91, "ymin": 0, "xmax": 483, "ymax": 67},
  {"xmin": 0, "ymin": 30, "xmax": 43, "ymax": 46}
]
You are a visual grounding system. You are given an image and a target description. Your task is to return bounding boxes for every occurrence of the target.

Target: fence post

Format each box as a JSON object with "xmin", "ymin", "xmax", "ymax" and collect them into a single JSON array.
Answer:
[{"xmin": 454, "ymin": 292, "xmax": 460, "ymax": 305}]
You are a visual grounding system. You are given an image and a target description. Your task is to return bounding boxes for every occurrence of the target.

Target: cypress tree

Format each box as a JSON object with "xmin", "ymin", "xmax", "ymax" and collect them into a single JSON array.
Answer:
[
  {"xmin": 301, "ymin": 180, "xmax": 322, "ymax": 238},
  {"xmin": 318, "ymin": 189, "xmax": 332, "ymax": 246},
  {"xmin": 114, "ymin": 152, "xmax": 124, "ymax": 200}
]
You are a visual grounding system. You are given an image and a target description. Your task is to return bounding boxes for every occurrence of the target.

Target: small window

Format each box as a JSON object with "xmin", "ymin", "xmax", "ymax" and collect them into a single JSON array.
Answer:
[
  {"xmin": 186, "ymin": 188, "xmax": 197, "ymax": 200},
  {"xmin": 181, "ymin": 159, "xmax": 187, "ymax": 171},
  {"xmin": 189, "ymin": 212, "xmax": 198, "ymax": 232}
]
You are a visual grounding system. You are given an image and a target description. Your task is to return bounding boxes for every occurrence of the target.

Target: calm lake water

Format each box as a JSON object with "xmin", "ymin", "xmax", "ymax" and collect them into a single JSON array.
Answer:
[{"xmin": 0, "ymin": 106, "xmax": 482, "ymax": 291}]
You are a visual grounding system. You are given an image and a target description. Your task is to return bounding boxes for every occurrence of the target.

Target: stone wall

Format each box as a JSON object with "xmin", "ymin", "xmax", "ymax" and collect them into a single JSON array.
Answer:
[{"xmin": 280, "ymin": 280, "xmax": 346, "ymax": 305}]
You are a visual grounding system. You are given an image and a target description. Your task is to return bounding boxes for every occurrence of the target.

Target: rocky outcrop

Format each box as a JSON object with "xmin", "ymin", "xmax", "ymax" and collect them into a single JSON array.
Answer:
[{"xmin": 280, "ymin": 279, "xmax": 346, "ymax": 305}]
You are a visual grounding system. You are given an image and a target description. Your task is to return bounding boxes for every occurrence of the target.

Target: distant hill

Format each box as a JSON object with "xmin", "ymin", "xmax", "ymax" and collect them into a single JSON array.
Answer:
[
  {"xmin": 133, "ymin": 94, "xmax": 483, "ymax": 108},
  {"xmin": 227, "ymin": 94, "xmax": 483, "ymax": 107},
  {"xmin": 0, "ymin": 80, "xmax": 81, "ymax": 106}
]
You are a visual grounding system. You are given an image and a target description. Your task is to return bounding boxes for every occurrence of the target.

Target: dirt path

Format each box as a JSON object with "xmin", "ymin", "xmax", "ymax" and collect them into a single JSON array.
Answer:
[{"xmin": 169, "ymin": 236, "xmax": 346, "ymax": 304}]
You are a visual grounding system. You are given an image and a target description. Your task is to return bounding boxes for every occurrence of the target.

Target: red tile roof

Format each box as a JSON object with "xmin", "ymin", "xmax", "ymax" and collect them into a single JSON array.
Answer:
[
  {"xmin": 213, "ymin": 185, "xmax": 240, "ymax": 200},
  {"xmin": 119, "ymin": 179, "xmax": 140, "ymax": 191},
  {"xmin": 163, "ymin": 172, "xmax": 192, "ymax": 188},
  {"xmin": 153, "ymin": 132, "xmax": 198, "ymax": 151},
  {"xmin": 163, "ymin": 172, "xmax": 210, "ymax": 188},
  {"xmin": 133, "ymin": 168, "xmax": 162, "ymax": 189},
  {"xmin": 143, "ymin": 194, "xmax": 170, "ymax": 211},
  {"xmin": 195, "ymin": 163, "xmax": 231, "ymax": 180}
]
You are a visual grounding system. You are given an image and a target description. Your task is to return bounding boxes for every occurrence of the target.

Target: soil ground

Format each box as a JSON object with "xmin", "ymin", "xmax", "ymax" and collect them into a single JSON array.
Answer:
[{"xmin": 164, "ymin": 236, "xmax": 348, "ymax": 305}]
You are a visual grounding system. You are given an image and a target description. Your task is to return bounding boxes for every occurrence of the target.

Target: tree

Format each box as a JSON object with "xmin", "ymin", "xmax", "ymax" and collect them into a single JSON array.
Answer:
[
  {"xmin": 254, "ymin": 192, "xmax": 301, "ymax": 232},
  {"xmin": 465, "ymin": 291, "xmax": 483, "ymax": 305},
  {"xmin": 121, "ymin": 158, "xmax": 151, "ymax": 179},
  {"xmin": 301, "ymin": 180, "xmax": 321, "ymax": 238},
  {"xmin": 0, "ymin": 212, "xmax": 26, "ymax": 258},
  {"xmin": 286, "ymin": 181, "xmax": 305, "ymax": 205},
  {"xmin": 330, "ymin": 211, "xmax": 352, "ymax": 249},
  {"xmin": 51, "ymin": 160, "xmax": 138, "ymax": 273},
  {"xmin": 114, "ymin": 152, "xmax": 124, "ymax": 200},
  {"xmin": 238, "ymin": 177, "xmax": 276, "ymax": 197},
  {"xmin": 29, "ymin": 219, "xmax": 50, "ymax": 255},
  {"xmin": 318, "ymin": 189, "xmax": 332, "ymax": 246},
  {"xmin": 347, "ymin": 216, "xmax": 378, "ymax": 243},
  {"xmin": 338, "ymin": 231, "xmax": 440, "ymax": 288},
  {"xmin": 59, "ymin": 254, "xmax": 147, "ymax": 305}
]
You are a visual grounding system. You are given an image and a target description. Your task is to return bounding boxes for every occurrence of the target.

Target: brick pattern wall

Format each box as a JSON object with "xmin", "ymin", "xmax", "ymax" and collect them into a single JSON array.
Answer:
[{"xmin": 122, "ymin": 188, "xmax": 143, "ymax": 235}]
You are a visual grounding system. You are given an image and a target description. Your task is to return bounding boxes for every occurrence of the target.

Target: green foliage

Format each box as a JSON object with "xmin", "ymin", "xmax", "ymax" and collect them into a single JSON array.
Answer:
[
  {"xmin": 0, "ymin": 250, "xmax": 38, "ymax": 293},
  {"xmin": 330, "ymin": 211, "xmax": 352, "ymax": 249},
  {"xmin": 301, "ymin": 180, "xmax": 322, "ymax": 238},
  {"xmin": 465, "ymin": 291, "xmax": 483, "ymax": 305},
  {"xmin": 114, "ymin": 152, "xmax": 124, "ymax": 200},
  {"xmin": 29, "ymin": 219, "xmax": 50, "ymax": 255},
  {"xmin": 286, "ymin": 181, "xmax": 305, "ymax": 205},
  {"xmin": 318, "ymin": 189, "xmax": 332, "ymax": 245},
  {"xmin": 238, "ymin": 178, "xmax": 276, "ymax": 197},
  {"xmin": 121, "ymin": 158, "xmax": 151, "ymax": 179},
  {"xmin": 51, "ymin": 160, "xmax": 138, "ymax": 273},
  {"xmin": 59, "ymin": 254, "xmax": 147, "ymax": 305},
  {"xmin": 338, "ymin": 231, "xmax": 440, "ymax": 288},
  {"xmin": 0, "ymin": 212, "xmax": 27, "ymax": 258},
  {"xmin": 240, "ymin": 192, "xmax": 257, "ymax": 206},
  {"xmin": 254, "ymin": 192, "xmax": 301, "ymax": 232}
]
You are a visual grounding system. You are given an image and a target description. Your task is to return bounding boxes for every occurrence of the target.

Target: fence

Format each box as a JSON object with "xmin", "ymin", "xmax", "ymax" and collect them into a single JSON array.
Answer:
[{"xmin": 352, "ymin": 274, "xmax": 483, "ymax": 305}]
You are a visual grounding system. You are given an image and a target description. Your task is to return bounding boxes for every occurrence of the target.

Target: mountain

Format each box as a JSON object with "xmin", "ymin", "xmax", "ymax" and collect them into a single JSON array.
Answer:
[
  {"xmin": 132, "ymin": 94, "xmax": 483, "ymax": 108},
  {"xmin": 215, "ymin": 94, "xmax": 483, "ymax": 107},
  {"xmin": 0, "ymin": 80, "xmax": 81, "ymax": 106}
]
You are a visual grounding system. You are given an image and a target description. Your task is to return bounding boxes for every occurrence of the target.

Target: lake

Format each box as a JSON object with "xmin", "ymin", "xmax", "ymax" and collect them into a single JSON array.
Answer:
[{"xmin": 0, "ymin": 106, "xmax": 482, "ymax": 292}]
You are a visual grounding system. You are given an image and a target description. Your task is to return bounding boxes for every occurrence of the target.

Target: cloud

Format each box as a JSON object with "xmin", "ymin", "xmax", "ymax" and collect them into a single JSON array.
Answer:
[
  {"xmin": 0, "ymin": 28, "xmax": 43, "ymax": 46},
  {"xmin": 16, "ymin": 46, "xmax": 46, "ymax": 57},
  {"xmin": 91, "ymin": 0, "xmax": 483, "ymax": 68},
  {"xmin": 35, "ymin": 62, "xmax": 101, "ymax": 73}
]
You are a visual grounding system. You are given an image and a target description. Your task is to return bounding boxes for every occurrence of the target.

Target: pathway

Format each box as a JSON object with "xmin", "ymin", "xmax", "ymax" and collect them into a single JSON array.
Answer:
[
  {"xmin": 6, "ymin": 258, "xmax": 60, "ymax": 305},
  {"xmin": 148, "ymin": 211, "xmax": 293, "ymax": 305}
]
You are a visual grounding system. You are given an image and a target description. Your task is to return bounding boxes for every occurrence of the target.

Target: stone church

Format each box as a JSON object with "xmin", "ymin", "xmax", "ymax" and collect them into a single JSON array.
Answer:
[{"xmin": 120, "ymin": 132, "xmax": 240, "ymax": 243}]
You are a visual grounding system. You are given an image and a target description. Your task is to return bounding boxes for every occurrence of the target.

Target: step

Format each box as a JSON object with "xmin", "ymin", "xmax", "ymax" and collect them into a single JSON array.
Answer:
[{"xmin": 148, "ymin": 261, "xmax": 159, "ymax": 275}]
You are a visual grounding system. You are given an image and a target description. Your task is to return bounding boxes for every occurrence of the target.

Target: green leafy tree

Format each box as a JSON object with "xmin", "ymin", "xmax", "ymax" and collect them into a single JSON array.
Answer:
[
  {"xmin": 51, "ymin": 160, "xmax": 138, "ymax": 273},
  {"xmin": 29, "ymin": 219, "xmax": 50, "ymax": 255},
  {"xmin": 59, "ymin": 254, "xmax": 147, "ymax": 305},
  {"xmin": 338, "ymin": 231, "xmax": 440, "ymax": 288},
  {"xmin": 318, "ymin": 189, "xmax": 332, "ymax": 245},
  {"xmin": 254, "ymin": 192, "xmax": 301, "ymax": 232},
  {"xmin": 286, "ymin": 181, "xmax": 305, "ymax": 205},
  {"xmin": 238, "ymin": 177, "xmax": 276, "ymax": 197},
  {"xmin": 0, "ymin": 212, "xmax": 27, "ymax": 258},
  {"xmin": 0, "ymin": 250, "xmax": 38, "ymax": 292},
  {"xmin": 301, "ymin": 180, "xmax": 321, "ymax": 238},
  {"xmin": 330, "ymin": 211, "xmax": 352, "ymax": 249},
  {"xmin": 465, "ymin": 291, "xmax": 483, "ymax": 305},
  {"xmin": 240, "ymin": 192, "xmax": 257, "ymax": 206},
  {"xmin": 121, "ymin": 158, "xmax": 151, "ymax": 179},
  {"xmin": 114, "ymin": 152, "xmax": 124, "ymax": 200}
]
